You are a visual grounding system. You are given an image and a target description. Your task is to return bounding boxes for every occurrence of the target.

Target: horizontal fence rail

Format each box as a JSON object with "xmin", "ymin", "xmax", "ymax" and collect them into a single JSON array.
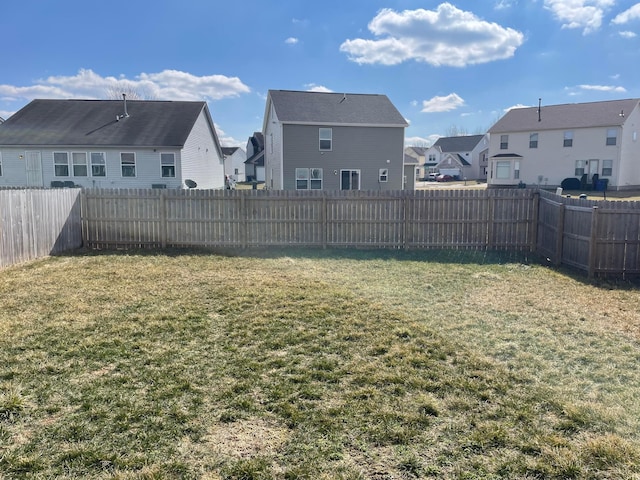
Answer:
[
  {"xmin": 0, "ymin": 188, "xmax": 83, "ymax": 268},
  {"xmin": 81, "ymin": 188, "xmax": 539, "ymax": 252}
]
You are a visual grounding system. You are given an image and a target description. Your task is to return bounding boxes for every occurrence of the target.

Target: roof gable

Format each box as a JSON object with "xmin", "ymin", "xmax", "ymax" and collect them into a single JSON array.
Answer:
[
  {"xmin": 267, "ymin": 90, "xmax": 408, "ymax": 127},
  {"xmin": 489, "ymin": 99, "xmax": 640, "ymax": 133},
  {"xmin": 0, "ymin": 99, "xmax": 208, "ymax": 147}
]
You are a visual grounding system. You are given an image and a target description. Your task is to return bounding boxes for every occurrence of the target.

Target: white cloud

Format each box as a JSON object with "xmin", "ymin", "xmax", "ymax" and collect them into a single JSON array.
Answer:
[
  {"xmin": 0, "ymin": 68, "xmax": 250, "ymax": 103},
  {"xmin": 339, "ymin": 4, "xmax": 524, "ymax": 67},
  {"xmin": 285, "ymin": 37, "xmax": 299, "ymax": 45},
  {"xmin": 305, "ymin": 84, "xmax": 333, "ymax": 93},
  {"xmin": 619, "ymin": 30, "xmax": 637, "ymax": 37},
  {"xmin": 215, "ymin": 123, "xmax": 244, "ymax": 148},
  {"xmin": 543, "ymin": 0, "xmax": 615, "ymax": 34},
  {"xmin": 577, "ymin": 84, "xmax": 627, "ymax": 92},
  {"xmin": 611, "ymin": 3, "xmax": 640, "ymax": 24},
  {"xmin": 421, "ymin": 93, "xmax": 465, "ymax": 113}
]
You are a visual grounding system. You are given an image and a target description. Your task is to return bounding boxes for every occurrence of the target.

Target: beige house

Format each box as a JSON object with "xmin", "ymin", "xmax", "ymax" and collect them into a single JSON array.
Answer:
[{"xmin": 487, "ymin": 99, "xmax": 640, "ymax": 190}]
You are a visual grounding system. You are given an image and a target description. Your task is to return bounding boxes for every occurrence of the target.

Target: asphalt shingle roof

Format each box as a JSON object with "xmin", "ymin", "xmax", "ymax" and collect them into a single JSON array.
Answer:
[
  {"xmin": 489, "ymin": 99, "xmax": 640, "ymax": 133},
  {"xmin": 433, "ymin": 135, "xmax": 485, "ymax": 152},
  {"xmin": 0, "ymin": 99, "xmax": 208, "ymax": 147},
  {"xmin": 268, "ymin": 90, "xmax": 408, "ymax": 127}
]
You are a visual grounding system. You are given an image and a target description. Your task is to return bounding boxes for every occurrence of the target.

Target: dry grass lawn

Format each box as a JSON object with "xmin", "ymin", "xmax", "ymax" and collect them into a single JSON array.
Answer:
[{"xmin": 0, "ymin": 249, "xmax": 639, "ymax": 479}]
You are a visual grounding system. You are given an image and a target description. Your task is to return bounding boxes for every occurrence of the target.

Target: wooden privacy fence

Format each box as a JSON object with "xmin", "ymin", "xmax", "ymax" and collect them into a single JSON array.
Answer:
[
  {"xmin": 81, "ymin": 188, "xmax": 538, "ymax": 252},
  {"xmin": 0, "ymin": 188, "xmax": 83, "ymax": 268},
  {"xmin": 537, "ymin": 190, "xmax": 640, "ymax": 277}
]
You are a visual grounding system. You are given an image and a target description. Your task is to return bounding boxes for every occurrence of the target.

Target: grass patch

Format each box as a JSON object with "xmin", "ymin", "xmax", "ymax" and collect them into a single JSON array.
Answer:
[{"xmin": 0, "ymin": 249, "xmax": 639, "ymax": 478}]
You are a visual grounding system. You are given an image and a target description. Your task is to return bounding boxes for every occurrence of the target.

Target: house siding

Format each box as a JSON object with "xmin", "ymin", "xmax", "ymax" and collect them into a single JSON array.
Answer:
[
  {"xmin": 281, "ymin": 124, "xmax": 404, "ymax": 190},
  {"xmin": 488, "ymin": 123, "xmax": 639, "ymax": 189},
  {"xmin": 0, "ymin": 147, "xmax": 185, "ymax": 188},
  {"xmin": 618, "ymin": 106, "xmax": 640, "ymax": 190},
  {"xmin": 264, "ymin": 104, "xmax": 283, "ymax": 189},
  {"xmin": 181, "ymin": 109, "xmax": 224, "ymax": 189}
]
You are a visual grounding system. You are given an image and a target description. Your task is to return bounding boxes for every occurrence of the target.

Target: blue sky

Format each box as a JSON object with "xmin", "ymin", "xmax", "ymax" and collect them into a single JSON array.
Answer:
[{"xmin": 1, "ymin": 0, "xmax": 639, "ymax": 148}]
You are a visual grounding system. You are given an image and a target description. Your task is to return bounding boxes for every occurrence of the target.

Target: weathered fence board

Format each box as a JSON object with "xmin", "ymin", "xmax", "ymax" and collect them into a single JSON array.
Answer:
[{"xmin": 0, "ymin": 188, "xmax": 82, "ymax": 268}]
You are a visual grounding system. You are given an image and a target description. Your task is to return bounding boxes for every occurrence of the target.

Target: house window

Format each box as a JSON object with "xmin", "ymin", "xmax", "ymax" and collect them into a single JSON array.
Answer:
[
  {"xmin": 91, "ymin": 152, "xmax": 106, "ymax": 177},
  {"xmin": 564, "ymin": 131, "xmax": 573, "ymax": 147},
  {"xmin": 72, "ymin": 152, "xmax": 88, "ymax": 177},
  {"xmin": 310, "ymin": 168, "xmax": 323, "ymax": 189},
  {"xmin": 54, "ymin": 152, "xmax": 69, "ymax": 176},
  {"xmin": 295, "ymin": 168, "xmax": 323, "ymax": 189},
  {"xmin": 428, "ymin": 154, "xmax": 436, "ymax": 163},
  {"xmin": 606, "ymin": 128, "xmax": 617, "ymax": 146},
  {"xmin": 500, "ymin": 135, "xmax": 508, "ymax": 150},
  {"xmin": 495, "ymin": 161, "xmax": 511, "ymax": 179},
  {"xmin": 514, "ymin": 161, "xmax": 520, "ymax": 180},
  {"xmin": 319, "ymin": 128, "xmax": 332, "ymax": 151},
  {"xmin": 379, "ymin": 168, "xmax": 389, "ymax": 182},
  {"xmin": 529, "ymin": 133, "xmax": 538, "ymax": 148},
  {"xmin": 121, "ymin": 152, "xmax": 136, "ymax": 177},
  {"xmin": 575, "ymin": 160, "xmax": 587, "ymax": 176},
  {"xmin": 602, "ymin": 160, "xmax": 613, "ymax": 177},
  {"xmin": 340, "ymin": 169, "xmax": 360, "ymax": 190},
  {"xmin": 161, "ymin": 153, "xmax": 175, "ymax": 178}
]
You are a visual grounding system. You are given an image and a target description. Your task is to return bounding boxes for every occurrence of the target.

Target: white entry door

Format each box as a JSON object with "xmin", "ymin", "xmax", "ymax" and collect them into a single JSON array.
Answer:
[{"xmin": 25, "ymin": 151, "xmax": 43, "ymax": 187}]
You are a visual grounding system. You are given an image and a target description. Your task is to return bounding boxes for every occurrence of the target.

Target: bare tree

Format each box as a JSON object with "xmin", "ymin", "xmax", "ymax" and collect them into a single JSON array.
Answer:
[
  {"xmin": 105, "ymin": 85, "xmax": 157, "ymax": 100},
  {"xmin": 445, "ymin": 125, "xmax": 469, "ymax": 137}
]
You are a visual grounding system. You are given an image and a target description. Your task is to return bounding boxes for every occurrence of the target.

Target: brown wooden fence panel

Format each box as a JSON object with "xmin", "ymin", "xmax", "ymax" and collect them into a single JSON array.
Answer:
[
  {"xmin": 0, "ymin": 188, "xmax": 82, "ymax": 268},
  {"xmin": 537, "ymin": 190, "xmax": 640, "ymax": 276}
]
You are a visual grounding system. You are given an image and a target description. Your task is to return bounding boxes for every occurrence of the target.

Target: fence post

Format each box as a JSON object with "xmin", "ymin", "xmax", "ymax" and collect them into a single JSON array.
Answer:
[
  {"xmin": 322, "ymin": 191, "xmax": 327, "ymax": 249},
  {"xmin": 588, "ymin": 206, "xmax": 599, "ymax": 278},
  {"xmin": 487, "ymin": 192, "xmax": 495, "ymax": 249},
  {"xmin": 555, "ymin": 203, "xmax": 565, "ymax": 266},
  {"xmin": 403, "ymin": 191, "xmax": 409, "ymax": 250},
  {"xmin": 240, "ymin": 192, "xmax": 247, "ymax": 249},
  {"xmin": 530, "ymin": 190, "xmax": 539, "ymax": 253},
  {"xmin": 159, "ymin": 190, "xmax": 167, "ymax": 249}
]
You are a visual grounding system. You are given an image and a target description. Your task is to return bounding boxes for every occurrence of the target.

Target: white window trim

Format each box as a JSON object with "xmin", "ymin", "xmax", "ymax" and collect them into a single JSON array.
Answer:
[
  {"xmin": 160, "ymin": 152, "xmax": 176, "ymax": 178},
  {"xmin": 564, "ymin": 131, "xmax": 573, "ymax": 147},
  {"xmin": 340, "ymin": 169, "xmax": 361, "ymax": 190},
  {"xmin": 606, "ymin": 128, "xmax": 617, "ymax": 146},
  {"xmin": 120, "ymin": 152, "xmax": 136, "ymax": 178},
  {"xmin": 602, "ymin": 159, "xmax": 613, "ymax": 177},
  {"xmin": 319, "ymin": 128, "xmax": 332, "ymax": 151},
  {"xmin": 379, "ymin": 168, "xmax": 389, "ymax": 182},
  {"xmin": 90, "ymin": 152, "xmax": 107, "ymax": 177},
  {"xmin": 53, "ymin": 151, "xmax": 70, "ymax": 177},
  {"xmin": 72, "ymin": 152, "xmax": 88, "ymax": 177}
]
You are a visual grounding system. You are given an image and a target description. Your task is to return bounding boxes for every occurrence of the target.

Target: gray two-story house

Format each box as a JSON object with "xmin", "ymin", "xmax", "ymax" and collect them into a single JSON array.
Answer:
[{"xmin": 263, "ymin": 90, "xmax": 408, "ymax": 190}]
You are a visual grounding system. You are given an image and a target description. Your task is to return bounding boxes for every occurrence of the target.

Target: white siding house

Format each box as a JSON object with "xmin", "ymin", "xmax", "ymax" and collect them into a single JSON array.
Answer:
[
  {"xmin": 222, "ymin": 146, "xmax": 247, "ymax": 182},
  {"xmin": 424, "ymin": 135, "xmax": 489, "ymax": 180},
  {"xmin": 487, "ymin": 99, "xmax": 640, "ymax": 190},
  {"xmin": 0, "ymin": 99, "xmax": 225, "ymax": 189}
]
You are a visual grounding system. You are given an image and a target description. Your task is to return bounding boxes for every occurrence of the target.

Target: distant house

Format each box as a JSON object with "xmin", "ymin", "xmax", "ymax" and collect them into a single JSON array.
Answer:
[
  {"xmin": 425, "ymin": 135, "xmax": 489, "ymax": 180},
  {"xmin": 404, "ymin": 146, "xmax": 427, "ymax": 180},
  {"xmin": 263, "ymin": 90, "xmax": 408, "ymax": 190},
  {"xmin": 222, "ymin": 146, "xmax": 246, "ymax": 182},
  {"xmin": 0, "ymin": 98, "xmax": 225, "ymax": 189},
  {"xmin": 245, "ymin": 132, "xmax": 264, "ymax": 183},
  {"xmin": 487, "ymin": 98, "xmax": 640, "ymax": 190}
]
